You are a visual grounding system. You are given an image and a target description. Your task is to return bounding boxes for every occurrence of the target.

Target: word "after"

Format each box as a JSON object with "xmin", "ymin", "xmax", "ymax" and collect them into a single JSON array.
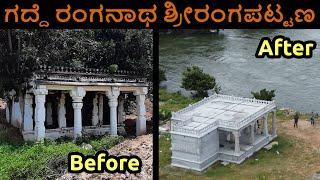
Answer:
[
  {"xmin": 255, "ymin": 35, "xmax": 317, "ymax": 58},
  {"xmin": 68, "ymin": 151, "xmax": 142, "ymax": 173}
]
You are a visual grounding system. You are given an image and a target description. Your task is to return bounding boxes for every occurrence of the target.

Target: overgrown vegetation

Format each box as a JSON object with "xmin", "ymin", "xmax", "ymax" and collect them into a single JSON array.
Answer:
[
  {"xmin": 181, "ymin": 66, "xmax": 220, "ymax": 98},
  {"xmin": 0, "ymin": 127, "xmax": 123, "ymax": 179},
  {"xmin": 0, "ymin": 29, "xmax": 153, "ymax": 97},
  {"xmin": 251, "ymin": 89, "xmax": 275, "ymax": 101}
]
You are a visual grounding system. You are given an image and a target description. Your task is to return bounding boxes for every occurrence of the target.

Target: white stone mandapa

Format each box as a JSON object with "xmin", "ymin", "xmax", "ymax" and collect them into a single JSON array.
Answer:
[
  {"xmin": 170, "ymin": 94, "xmax": 277, "ymax": 171},
  {"xmin": 46, "ymin": 102, "xmax": 53, "ymax": 126},
  {"xmin": 11, "ymin": 97, "xmax": 23, "ymax": 128},
  {"xmin": 34, "ymin": 85, "xmax": 48, "ymax": 141},
  {"xmin": 23, "ymin": 94, "xmax": 34, "ymax": 131},
  {"xmin": 92, "ymin": 94, "xmax": 99, "ymax": 126},
  {"xmin": 58, "ymin": 93, "xmax": 67, "ymax": 128},
  {"xmin": 107, "ymin": 87, "xmax": 120, "ymax": 136},
  {"xmin": 70, "ymin": 87, "xmax": 86, "ymax": 139}
]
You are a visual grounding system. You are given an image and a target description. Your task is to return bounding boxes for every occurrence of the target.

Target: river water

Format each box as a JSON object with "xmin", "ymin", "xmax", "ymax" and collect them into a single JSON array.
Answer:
[{"xmin": 160, "ymin": 29, "xmax": 320, "ymax": 112}]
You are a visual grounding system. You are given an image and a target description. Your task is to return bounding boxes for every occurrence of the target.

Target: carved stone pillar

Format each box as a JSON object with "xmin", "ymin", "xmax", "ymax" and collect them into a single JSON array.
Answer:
[
  {"xmin": 92, "ymin": 94, "xmax": 99, "ymax": 126},
  {"xmin": 70, "ymin": 87, "xmax": 86, "ymax": 139},
  {"xmin": 134, "ymin": 87, "xmax": 148, "ymax": 136},
  {"xmin": 98, "ymin": 94, "xmax": 104, "ymax": 125},
  {"xmin": 264, "ymin": 114, "xmax": 269, "ymax": 136},
  {"xmin": 118, "ymin": 96, "xmax": 125, "ymax": 124},
  {"xmin": 107, "ymin": 87, "xmax": 120, "ymax": 136},
  {"xmin": 5, "ymin": 100, "xmax": 10, "ymax": 123},
  {"xmin": 34, "ymin": 85, "xmax": 48, "ymax": 141},
  {"xmin": 58, "ymin": 93, "xmax": 67, "ymax": 128},
  {"xmin": 272, "ymin": 110, "xmax": 277, "ymax": 136},
  {"xmin": 23, "ymin": 94, "xmax": 34, "ymax": 131},
  {"xmin": 233, "ymin": 131, "xmax": 240, "ymax": 154},
  {"xmin": 46, "ymin": 102, "xmax": 53, "ymax": 126},
  {"xmin": 250, "ymin": 123, "xmax": 255, "ymax": 144}
]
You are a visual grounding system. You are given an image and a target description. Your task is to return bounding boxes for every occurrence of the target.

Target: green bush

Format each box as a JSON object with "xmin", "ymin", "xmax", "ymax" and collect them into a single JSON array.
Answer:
[
  {"xmin": 108, "ymin": 64, "xmax": 119, "ymax": 74},
  {"xmin": 159, "ymin": 109, "xmax": 172, "ymax": 121},
  {"xmin": 90, "ymin": 135, "xmax": 124, "ymax": 151},
  {"xmin": 181, "ymin": 66, "xmax": 220, "ymax": 98},
  {"xmin": 251, "ymin": 89, "xmax": 275, "ymax": 101}
]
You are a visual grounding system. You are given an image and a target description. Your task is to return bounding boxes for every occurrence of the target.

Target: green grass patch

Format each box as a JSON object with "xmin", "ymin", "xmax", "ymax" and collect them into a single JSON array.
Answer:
[{"xmin": 0, "ymin": 131, "xmax": 123, "ymax": 179}]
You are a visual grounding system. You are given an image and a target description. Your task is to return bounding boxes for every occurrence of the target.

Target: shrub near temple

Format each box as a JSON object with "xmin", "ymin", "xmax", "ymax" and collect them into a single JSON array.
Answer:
[{"xmin": 181, "ymin": 66, "xmax": 220, "ymax": 97}]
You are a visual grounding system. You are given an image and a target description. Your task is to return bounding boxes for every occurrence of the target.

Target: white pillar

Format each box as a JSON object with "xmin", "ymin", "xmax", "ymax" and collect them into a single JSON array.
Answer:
[
  {"xmin": 34, "ymin": 85, "xmax": 48, "ymax": 141},
  {"xmin": 233, "ymin": 131, "xmax": 240, "ymax": 154},
  {"xmin": 12, "ymin": 97, "xmax": 23, "ymax": 128},
  {"xmin": 264, "ymin": 114, "xmax": 269, "ymax": 136},
  {"xmin": 107, "ymin": 87, "xmax": 120, "ymax": 136},
  {"xmin": 23, "ymin": 94, "xmax": 34, "ymax": 131},
  {"xmin": 272, "ymin": 110, "xmax": 277, "ymax": 136},
  {"xmin": 98, "ymin": 94, "xmax": 104, "ymax": 125},
  {"xmin": 92, "ymin": 94, "xmax": 99, "ymax": 126},
  {"xmin": 250, "ymin": 123, "xmax": 255, "ymax": 144},
  {"xmin": 134, "ymin": 88, "xmax": 148, "ymax": 136},
  {"xmin": 70, "ymin": 87, "xmax": 86, "ymax": 139},
  {"xmin": 58, "ymin": 93, "xmax": 67, "ymax": 128},
  {"xmin": 118, "ymin": 97, "xmax": 125, "ymax": 124},
  {"xmin": 5, "ymin": 101, "xmax": 10, "ymax": 123},
  {"xmin": 46, "ymin": 102, "xmax": 53, "ymax": 126}
]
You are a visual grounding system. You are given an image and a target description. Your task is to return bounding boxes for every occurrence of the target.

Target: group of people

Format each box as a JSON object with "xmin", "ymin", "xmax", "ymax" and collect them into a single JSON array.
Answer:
[{"xmin": 293, "ymin": 112, "xmax": 318, "ymax": 128}]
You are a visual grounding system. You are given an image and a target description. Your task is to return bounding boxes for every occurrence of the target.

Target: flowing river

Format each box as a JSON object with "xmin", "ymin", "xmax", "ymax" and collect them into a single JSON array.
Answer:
[{"xmin": 160, "ymin": 29, "xmax": 320, "ymax": 112}]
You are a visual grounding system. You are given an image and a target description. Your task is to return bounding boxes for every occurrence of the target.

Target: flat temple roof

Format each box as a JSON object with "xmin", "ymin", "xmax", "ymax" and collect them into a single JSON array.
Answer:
[{"xmin": 171, "ymin": 94, "xmax": 276, "ymax": 136}]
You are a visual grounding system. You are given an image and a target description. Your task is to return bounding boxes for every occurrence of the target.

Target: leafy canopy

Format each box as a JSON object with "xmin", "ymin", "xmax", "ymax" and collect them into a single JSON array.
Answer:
[
  {"xmin": 251, "ymin": 89, "xmax": 275, "ymax": 101},
  {"xmin": 181, "ymin": 66, "xmax": 220, "ymax": 97}
]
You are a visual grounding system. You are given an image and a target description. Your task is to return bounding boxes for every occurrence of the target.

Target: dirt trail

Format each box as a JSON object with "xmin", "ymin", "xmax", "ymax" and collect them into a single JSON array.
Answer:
[{"xmin": 280, "ymin": 119, "xmax": 320, "ymax": 151}]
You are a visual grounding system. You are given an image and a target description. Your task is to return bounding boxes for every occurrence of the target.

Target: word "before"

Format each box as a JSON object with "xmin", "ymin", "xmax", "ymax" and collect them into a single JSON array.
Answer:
[
  {"xmin": 68, "ymin": 151, "xmax": 142, "ymax": 173},
  {"xmin": 255, "ymin": 35, "xmax": 317, "ymax": 58}
]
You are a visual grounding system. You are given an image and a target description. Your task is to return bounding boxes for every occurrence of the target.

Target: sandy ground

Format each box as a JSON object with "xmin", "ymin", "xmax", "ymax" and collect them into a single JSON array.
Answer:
[
  {"xmin": 280, "ymin": 119, "xmax": 320, "ymax": 151},
  {"xmin": 60, "ymin": 134, "xmax": 153, "ymax": 180}
]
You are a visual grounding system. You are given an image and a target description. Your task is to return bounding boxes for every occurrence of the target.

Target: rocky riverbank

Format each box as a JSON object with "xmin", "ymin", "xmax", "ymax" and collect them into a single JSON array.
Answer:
[{"xmin": 59, "ymin": 134, "xmax": 153, "ymax": 180}]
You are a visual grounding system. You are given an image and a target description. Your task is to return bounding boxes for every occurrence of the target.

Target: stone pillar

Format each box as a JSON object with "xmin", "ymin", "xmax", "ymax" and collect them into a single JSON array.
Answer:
[
  {"xmin": 98, "ymin": 94, "xmax": 104, "ymax": 125},
  {"xmin": 264, "ymin": 114, "xmax": 269, "ymax": 136},
  {"xmin": 107, "ymin": 87, "xmax": 120, "ymax": 136},
  {"xmin": 23, "ymin": 94, "xmax": 34, "ymax": 131},
  {"xmin": 134, "ymin": 88, "xmax": 147, "ymax": 136},
  {"xmin": 34, "ymin": 85, "xmax": 48, "ymax": 141},
  {"xmin": 58, "ymin": 93, "xmax": 67, "ymax": 128},
  {"xmin": 70, "ymin": 87, "xmax": 86, "ymax": 139},
  {"xmin": 92, "ymin": 94, "xmax": 99, "ymax": 126},
  {"xmin": 118, "ymin": 97, "xmax": 125, "ymax": 124},
  {"xmin": 250, "ymin": 123, "xmax": 255, "ymax": 144},
  {"xmin": 233, "ymin": 131, "xmax": 240, "ymax": 154},
  {"xmin": 46, "ymin": 102, "xmax": 53, "ymax": 126},
  {"xmin": 272, "ymin": 110, "xmax": 277, "ymax": 136},
  {"xmin": 5, "ymin": 101, "xmax": 10, "ymax": 123}
]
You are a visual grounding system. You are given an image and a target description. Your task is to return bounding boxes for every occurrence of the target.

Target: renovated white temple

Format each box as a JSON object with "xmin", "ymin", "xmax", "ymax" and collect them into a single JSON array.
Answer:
[
  {"xmin": 170, "ymin": 94, "xmax": 277, "ymax": 171},
  {"xmin": 5, "ymin": 66, "xmax": 149, "ymax": 141}
]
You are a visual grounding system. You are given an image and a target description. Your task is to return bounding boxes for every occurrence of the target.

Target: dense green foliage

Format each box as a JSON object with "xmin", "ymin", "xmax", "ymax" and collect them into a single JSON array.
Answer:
[
  {"xmin": 0, "ymin": 29, "xmax": 153, "ymax": 96},
  {"xmin": 0, "ymin": 128, "xmax": 123, "ymax": 179},
  {"xmin": 251, "ymin": 89, "xmax": 276, "ymax": 101},
  {"xmin": 181, "ymin": 66, "xmax": 220, "ymax": 97}
]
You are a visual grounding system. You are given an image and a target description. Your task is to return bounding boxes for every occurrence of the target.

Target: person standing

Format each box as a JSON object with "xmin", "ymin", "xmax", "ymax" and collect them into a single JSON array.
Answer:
[
  {"xmin": 310, "ymin": 112, "xmax": 315, "ymax": 126},
  {"xmin": 294, "ymin": 112, "xmax": 299, "ymax": 128}
]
